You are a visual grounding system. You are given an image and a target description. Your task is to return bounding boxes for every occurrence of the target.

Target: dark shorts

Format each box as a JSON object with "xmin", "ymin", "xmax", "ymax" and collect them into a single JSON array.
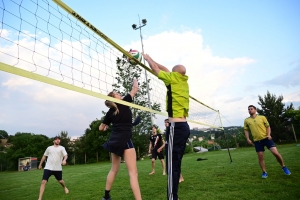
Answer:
[
  {"xmin": 103, "ymin": 138, "xmax": 134, "ymax": 157},
  {"xmin": 151, "ymin": 149, "xmax": 164, "ymax": 160},
  {"xmin": 254, "ymin": 138, "xmax": 276, "ymax": 152},
  {"xmin": 42, "ymin": 169, "xmax": 62, "ymax": 181},
  {"xmin": 125, "ymin": 139, "xmax": 134, "ymax": 149}
]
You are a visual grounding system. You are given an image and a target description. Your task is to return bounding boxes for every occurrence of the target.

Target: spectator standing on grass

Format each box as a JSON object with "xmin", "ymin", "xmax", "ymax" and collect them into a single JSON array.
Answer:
[
  {"xmin": 244, "ymin": 105, "xmax": 291, "ymax": 179},
  {"xmin": 38, "ymin": 136, "xmax": 69, "ymax": 200},
  {"xmin": 148, "ymin": 124, "xmax": 166, "ymax": 175}
]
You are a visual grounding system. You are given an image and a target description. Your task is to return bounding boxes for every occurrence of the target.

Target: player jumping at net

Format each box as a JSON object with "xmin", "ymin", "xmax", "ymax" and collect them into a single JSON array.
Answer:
[
  {"xmin": 99, "ymin": 78, "xmax": 142, "ymax": 200},
  {"xmin": 38, "ymin": 136, "xmax": 69, "ymax": 200},
  {"xmin": 148, "ymin": 124, "xmax": 166, "ymax": 175},
  {"xmin": 142, "ymin": 53, "xmax": 190, "ymax": 200},
  {"xmin": 244, "ymin": 105, "xmax": 291, "ymax": 179},
  {"xmin": 165, "ymin": 118, "xmax": 184, "ymax": 183}
]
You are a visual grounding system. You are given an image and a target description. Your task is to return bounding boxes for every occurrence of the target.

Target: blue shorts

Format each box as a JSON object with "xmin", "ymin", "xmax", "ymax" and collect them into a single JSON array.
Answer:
[
  {"xmin": 254, "ymin": 138, "xmax": 276, "ymax": 152},
  {"xmin": 42, "ymin": 169, "xmax": 62, "ymax": 181}
]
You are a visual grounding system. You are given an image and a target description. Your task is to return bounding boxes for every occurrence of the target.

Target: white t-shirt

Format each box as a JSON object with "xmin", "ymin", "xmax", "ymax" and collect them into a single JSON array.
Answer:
[{"xmin": 44, "ymin": 145, "xmax": 67, "ymax": 171}]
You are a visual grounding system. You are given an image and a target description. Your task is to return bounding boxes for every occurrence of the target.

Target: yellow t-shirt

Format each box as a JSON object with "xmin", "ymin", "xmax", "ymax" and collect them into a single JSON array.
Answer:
[
  {"xmin": 244, "ymin": 115, "xmax": 269, "ymax": 141},
  {"xmin": 157, "ymin": 70, "xmax": 189, "ymax": 118}
]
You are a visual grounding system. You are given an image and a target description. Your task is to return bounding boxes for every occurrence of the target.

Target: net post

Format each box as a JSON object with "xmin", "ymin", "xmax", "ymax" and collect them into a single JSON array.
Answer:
[{"xmin": 218, "ymin": 110, "xmax": 233, "ymax": 163}]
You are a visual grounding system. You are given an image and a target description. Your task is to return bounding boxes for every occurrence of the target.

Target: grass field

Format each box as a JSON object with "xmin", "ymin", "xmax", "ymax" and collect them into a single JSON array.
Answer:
[{"xmin": 1, "ymin": 144, "xmax": 299, "ymax": 200}]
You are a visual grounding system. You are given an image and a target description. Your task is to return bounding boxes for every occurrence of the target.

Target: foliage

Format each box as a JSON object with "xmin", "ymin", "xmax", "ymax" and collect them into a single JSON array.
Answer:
[
  {"xmin": 72, "ymin": 115, "xmax": 111, "ymax": 164},
  {"xmin": 113, "ymin": 55, "xmax": 161, "ymax": 158},
  {"xmin": 4, "ymin": 133, "xmax": 51, "ymax": 170},
  {"xmin": 257, "ymin": 91, "xmax": 294, "ymax": 142},
  {"xmin": 0, "ymin": 130, "xmax": 8, "ymax": 139},
  {"xmin": 285, "ymin": 106, "xmax": 300, "ymax": 142}
]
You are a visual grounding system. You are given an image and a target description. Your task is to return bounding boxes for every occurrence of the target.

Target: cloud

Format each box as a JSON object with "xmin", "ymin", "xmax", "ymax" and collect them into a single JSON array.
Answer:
[
  {"xmin": 126, "ymin": 30, "xmax": 255, "ymax": 101},
  {"xmin": 3, "ymin": 27, "xmax": 298, "ymax": 136},
  {"xmin": 263, "ymin": 65, "xmax": 300, "ymax": 87},
  {"xmin": 224, "ymin": 97, "xmax": 244, "ymax": 103}
]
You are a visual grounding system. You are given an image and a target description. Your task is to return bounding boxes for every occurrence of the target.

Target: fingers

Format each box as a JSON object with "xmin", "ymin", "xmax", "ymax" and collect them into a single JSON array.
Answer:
[{"xmin": 104, "ymin": 125, "xmax": 108, "ymax": 131}]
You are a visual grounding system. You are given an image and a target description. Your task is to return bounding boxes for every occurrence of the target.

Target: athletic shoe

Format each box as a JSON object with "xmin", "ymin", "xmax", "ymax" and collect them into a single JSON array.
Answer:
[
  {"xmin": 261, "ymin": 172, "xmax": 268, "ymax": 178},
  {"xmin": 282, "ymin": 166, "xmax": 291, "ymax": 175},
  {"xmin": 102, "ymin": 197, "xmax": 111, "ymax": 200}
]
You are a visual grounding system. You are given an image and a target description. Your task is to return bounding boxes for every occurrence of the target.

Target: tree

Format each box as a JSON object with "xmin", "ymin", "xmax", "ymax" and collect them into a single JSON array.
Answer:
[
  {"xmin": 285, "ymin": 106, "xmax": 300, "ymax": 142},
  {"xmin": 0, "ymin": 130, "xmax": 8, "ymax": 139},
  {"xmin": 257, "ymin": 91, "xmax": 294, "ymax": 142},
  {"xmin": 5, "ymin": 133, "xmax": 51, "ymax": 170},
  {"xmin": 112, "ymin": 55, "xmax": 161, "ymax": 158},
  {"xmin": 73, "ymin": 115, "xmax": 111, "ymax": 164}
]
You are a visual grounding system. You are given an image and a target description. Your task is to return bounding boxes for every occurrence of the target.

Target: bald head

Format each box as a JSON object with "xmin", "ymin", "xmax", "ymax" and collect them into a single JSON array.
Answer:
[{"xmin": 172, "ymin": 65, "xmax": 186, "ymax": 75}]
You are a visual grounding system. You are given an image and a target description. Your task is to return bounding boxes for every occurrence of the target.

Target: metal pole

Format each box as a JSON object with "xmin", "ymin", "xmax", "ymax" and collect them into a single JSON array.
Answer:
[
  {"xmin": 291, "ymin": 123, "xmax": 297, "ymax": 143},
  {"xmin": 137, "ymin": 15, "xmax": 153, "ymax": 125},
  {"xmin": 218, "ymin": 111, "xmax": 232, "ymax": 163}
]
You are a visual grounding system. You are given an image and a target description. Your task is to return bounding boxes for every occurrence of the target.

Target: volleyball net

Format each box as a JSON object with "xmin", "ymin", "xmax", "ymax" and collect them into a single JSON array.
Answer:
[{"xmin": 0, "ymin": 0, "xmax": 223, "ymax": 130}]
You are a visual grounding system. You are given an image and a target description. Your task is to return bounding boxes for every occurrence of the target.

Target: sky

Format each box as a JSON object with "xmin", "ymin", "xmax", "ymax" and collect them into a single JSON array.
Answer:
[{"xmin": 0, "ymin": 0, "xmax": 300, "ymax": 139}]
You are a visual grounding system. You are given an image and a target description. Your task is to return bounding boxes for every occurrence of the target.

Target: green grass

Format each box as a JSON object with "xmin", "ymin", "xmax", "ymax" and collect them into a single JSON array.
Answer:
[{"xmin": 1, "ymin": 144, "xmax": 300, "ymax": 200}]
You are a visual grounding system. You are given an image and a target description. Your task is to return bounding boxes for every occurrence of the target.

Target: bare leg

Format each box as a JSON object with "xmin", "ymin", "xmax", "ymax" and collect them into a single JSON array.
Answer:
[
  {"xmin": 179, "ymin": 173, "xmax": 184, "ymax": 183},
  {"xmin": 257, "ymin": 152, "xmax": 266, "ymax": 172},
  {"xmin": 105, "ymin": 153, "xmax": 121, "ymax": 190},
  {"xmin": 124, "ymin": 148, "xmax": 142, "ymax": 200},
  {"xmin": 58, "ymin": 180, "xmax": 69, "ymax": 194},
  {"xmin": 38, "ymin": 180, "xmax": 47, "ymax": 200},
  {"xmin": 160, "ymin": 159, "xmax": 166, "ymax": 175},
  {"xmin": 149, "ymin": 158, "xmax": 155, "ymax": 175},
  {"xmin": 269, "ymin": 147, "xmax": 285, "ymax": 167}
]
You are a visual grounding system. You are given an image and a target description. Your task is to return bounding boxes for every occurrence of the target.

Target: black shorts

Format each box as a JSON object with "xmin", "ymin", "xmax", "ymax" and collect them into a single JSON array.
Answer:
[
  {"xmin": 152, "ymin": 149, "xmax": 164, "ymax": 160},
  {"xmin": 42, "ymin": 169, "xmax": 62, "ymax": 181}
]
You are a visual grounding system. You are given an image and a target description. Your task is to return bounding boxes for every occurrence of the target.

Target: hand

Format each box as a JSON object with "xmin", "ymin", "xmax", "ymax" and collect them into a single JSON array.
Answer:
[
  {"xmin": 148, "ymin": 149, "xmax": 151, "ymax": 154},
  {"xmin": 38, "ymin": 165, "xmax": 42, "ymax": 170},
  {"xmin": 267, "ymin": 135, "xmax": 272, "ymax": 140},
  {"xmin": 104, "ymin": 125, "xmax": 108, "ymax": 131},
  {"xmin": 247, "ymin": 138, "xmax": 254, "ymax": 146},
  {"xmin": 141, "ymin": 53, "xmax": 150, "ymax": 61},
  {"xmin": 62, "ymin": 161, "xmax": 67, "ymax": 166},
  {"xmin": 157, "ymin": 148, "xmax": 161, "ymax": 153}
]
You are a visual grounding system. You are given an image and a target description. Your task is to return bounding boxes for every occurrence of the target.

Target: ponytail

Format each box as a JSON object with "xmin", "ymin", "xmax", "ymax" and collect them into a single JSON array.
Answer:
[{"xmin": 105, "ymin": 91, "xmax": 119, "ymax": 115}]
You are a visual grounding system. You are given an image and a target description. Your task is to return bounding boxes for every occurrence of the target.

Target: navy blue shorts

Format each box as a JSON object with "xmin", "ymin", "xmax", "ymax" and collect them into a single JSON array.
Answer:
[
  {"xmin": 254, "ymin": 138, "xmax": 276, "ymax": 152},
  {"xmin": 42, "ymin": 169, "xmax": 62, "ymax": 181},
  {"xmin": 125, "ymin": 139, "xmax": 134, "ymax": 149}
]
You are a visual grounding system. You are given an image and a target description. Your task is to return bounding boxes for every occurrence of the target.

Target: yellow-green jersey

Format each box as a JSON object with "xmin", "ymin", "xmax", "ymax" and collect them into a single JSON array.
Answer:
[
  {"xmin": 244, "ymin": 115, "xmax": 269, "ymax": 141},
  {"xmin": 158, "ymin": 70, "xmax": 189, "ymax": 118}
]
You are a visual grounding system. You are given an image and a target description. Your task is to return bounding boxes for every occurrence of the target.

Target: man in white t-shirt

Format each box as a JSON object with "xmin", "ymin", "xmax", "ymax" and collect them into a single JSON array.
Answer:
[{"xmin": 38, "ymin": 136, "xmax": 68, "ymax": 200}]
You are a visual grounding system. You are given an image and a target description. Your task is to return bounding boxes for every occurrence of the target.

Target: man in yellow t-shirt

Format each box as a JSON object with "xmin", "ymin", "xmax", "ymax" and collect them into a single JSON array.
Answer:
[{"xmin": 244, "ymin": 105, "xmax": 291, "ymax": 179}]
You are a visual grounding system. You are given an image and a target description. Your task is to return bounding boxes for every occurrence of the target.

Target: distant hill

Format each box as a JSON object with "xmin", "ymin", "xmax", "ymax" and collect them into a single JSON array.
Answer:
[{"xmin": 190, "ymin": 126, "xmax": 243, "ymax": 139}]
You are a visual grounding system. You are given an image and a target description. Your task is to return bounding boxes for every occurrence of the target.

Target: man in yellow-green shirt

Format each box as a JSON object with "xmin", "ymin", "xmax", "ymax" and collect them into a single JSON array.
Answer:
[
  {"xmin": 142, "ymin": 53, "xmax": 190, "ymax": 200},
  {"xmin": 244, "ymin": 105, "xmax": 291, "ymax": 179}
]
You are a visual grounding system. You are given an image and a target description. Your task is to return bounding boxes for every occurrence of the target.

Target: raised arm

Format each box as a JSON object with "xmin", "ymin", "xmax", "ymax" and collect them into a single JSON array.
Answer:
[
  {"xmin": 154, "ymin": 61, "xmax": 170, "ymax": 73},
  {"xmin": 142, "ymin": 53, "xmax": 170, "ymax": 75},
  {"xmin": 129, "ymin": 78, "xmax": 138, "ymax": 98}
]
